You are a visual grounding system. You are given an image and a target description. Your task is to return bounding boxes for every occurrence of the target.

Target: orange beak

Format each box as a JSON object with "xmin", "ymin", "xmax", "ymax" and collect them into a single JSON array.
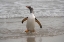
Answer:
[{"xmin": 26, "ymin": 6, "xmax": 29, "ymax": 8}]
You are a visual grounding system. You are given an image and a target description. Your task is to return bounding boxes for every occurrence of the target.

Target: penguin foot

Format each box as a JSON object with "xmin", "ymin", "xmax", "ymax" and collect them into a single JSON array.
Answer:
[
  {"xmin": 25, "ymin": 30, "xmax": 29, "ymax": 33},
  {"xmin": 30, "ymin": 30, "xmax": 35, "ymax": 32}
]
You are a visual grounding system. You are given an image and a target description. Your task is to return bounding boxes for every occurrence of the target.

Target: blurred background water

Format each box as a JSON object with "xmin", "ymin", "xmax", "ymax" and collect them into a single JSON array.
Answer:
[{"xmin": 0, "ymin": 0, "xmax": 64, "ymax": 18}]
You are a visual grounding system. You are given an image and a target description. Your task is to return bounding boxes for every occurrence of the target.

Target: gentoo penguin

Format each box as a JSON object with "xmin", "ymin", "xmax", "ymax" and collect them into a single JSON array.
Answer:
[{"xmin": 22, "ymin": 6, "xmax": 42, "ymax": 33}]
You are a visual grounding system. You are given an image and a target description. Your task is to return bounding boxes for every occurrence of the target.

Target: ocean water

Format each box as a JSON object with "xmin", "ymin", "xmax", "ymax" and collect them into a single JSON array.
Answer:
[
  {"xmin": 0, "ymin": 0, "xmax": 64, "ymax": 18},
  {"xmin": 0, "ymin": 16, "xmax": 64, "ymax": 40},
  {"xmin": 0, "ymin": 0, "xmax": 64, "ymax": 42}
]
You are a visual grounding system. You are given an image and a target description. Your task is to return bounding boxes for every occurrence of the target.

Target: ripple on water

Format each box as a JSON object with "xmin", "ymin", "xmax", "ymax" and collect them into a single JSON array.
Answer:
[{"xmin": 0, "ymin": 28, "xmax": 64, "ymax": 40}]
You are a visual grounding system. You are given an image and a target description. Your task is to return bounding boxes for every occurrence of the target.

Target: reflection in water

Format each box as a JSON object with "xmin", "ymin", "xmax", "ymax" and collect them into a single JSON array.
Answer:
[
  {"xmin": 27, "ymin": 37, "xmax": 35, "ymax": 42},
  {"xmin": 26, "ymin": 36, "xmax": 42, "ymax": 42}
]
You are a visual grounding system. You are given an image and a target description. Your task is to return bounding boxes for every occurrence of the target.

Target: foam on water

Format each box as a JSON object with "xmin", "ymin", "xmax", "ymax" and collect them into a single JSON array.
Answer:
[{"xmin": 0, "ymin": 0, "xmax": 64, "ymax": 18}]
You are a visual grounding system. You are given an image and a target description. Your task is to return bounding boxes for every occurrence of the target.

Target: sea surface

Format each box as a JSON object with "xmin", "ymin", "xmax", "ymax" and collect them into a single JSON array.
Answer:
[
  {"xmin": 0, "ymin": 0, "xmax": 64, "ymax": 42},
  {"xmin": 0, "ymin": 0, "xmax": 64, "ymax": 18},
  {"xmin": 0, "ymin": 16, "xmax": 64, "ymax": 42}
]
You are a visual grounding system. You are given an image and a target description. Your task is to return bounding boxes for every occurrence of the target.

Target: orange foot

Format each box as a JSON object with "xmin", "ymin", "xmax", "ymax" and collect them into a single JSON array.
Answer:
[
  {"xmin": 30, "ymin": 30, "xmax": 35, "ymax": 32},
  {"xmin": 25, "ymin": 30, "xmax": 29, "ymax": 33}
]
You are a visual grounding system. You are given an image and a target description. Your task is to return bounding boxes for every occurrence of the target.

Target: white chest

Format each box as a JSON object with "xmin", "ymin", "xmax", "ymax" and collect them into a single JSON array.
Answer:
[
  {"xmin": 26, "ymin": 14, "xmax": 35, "ymax": 30},
  {"xmin": 28, "ymin": 14, "xmax": 35, "ymax": 22}
]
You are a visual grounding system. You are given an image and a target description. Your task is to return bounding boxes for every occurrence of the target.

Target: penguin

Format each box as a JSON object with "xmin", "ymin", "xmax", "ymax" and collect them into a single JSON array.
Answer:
[{"xmin": 22, "ymin": 6, "xmax": 42, "ymax": 33}]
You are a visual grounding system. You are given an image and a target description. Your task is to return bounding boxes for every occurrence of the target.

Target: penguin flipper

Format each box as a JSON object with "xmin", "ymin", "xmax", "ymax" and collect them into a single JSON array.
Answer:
[
  {"xmin": 35, "ymin": 18, "xmax": 42, "ymax": 28},
  {"xmin": 22, "ymin": 17, "xmax": 28, "ymax": 23}
]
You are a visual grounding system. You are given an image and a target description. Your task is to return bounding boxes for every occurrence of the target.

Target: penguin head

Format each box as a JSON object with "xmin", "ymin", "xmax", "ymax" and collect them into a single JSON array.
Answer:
[{"xmin": 26, "ymin": 6, "xmax": 33, "ymax": 10}]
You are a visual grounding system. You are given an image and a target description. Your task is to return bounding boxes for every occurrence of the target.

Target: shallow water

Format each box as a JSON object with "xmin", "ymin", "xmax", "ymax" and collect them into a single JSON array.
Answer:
[
  {"xmin": 0, "ymin": 34, "xmax": 64, "ymax": 42},
  {"xmin": 0, "ymin": 0, "xmax": 64, "ymax": 42},
  {"xmin": 0, "ymin": 16, "xmax": 64, "ymax": 40}
]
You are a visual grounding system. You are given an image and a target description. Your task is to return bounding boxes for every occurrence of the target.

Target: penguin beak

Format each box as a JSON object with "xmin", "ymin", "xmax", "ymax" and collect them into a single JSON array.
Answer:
[{"xmin": 26, "ymin": 6, "xmax": 29, "ymax": 8}]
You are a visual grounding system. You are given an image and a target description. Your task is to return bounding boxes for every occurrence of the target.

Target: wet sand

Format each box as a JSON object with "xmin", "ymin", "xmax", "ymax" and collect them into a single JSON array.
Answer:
[
  {"xmin": 0, "ymin": 17, "xmax": 64, "ymax": 42},
  {"xmin": 0, "ymin": 34, "xmax": 64, "ymax": 42}
]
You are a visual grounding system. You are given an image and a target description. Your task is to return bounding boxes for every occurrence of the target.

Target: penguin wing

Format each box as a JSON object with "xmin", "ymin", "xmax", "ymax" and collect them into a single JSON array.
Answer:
[
  {"xmin": 35, "ymin": 18, "xmax": 42, "ymax": 28},
  {"xmin": 22, "ymin": 17, "xmax": 28, "ymax": 24}
]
